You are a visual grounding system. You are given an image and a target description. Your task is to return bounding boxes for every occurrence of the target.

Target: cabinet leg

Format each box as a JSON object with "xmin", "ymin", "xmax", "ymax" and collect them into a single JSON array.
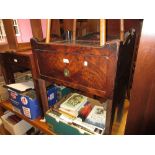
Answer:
[
  {"xmin": 0, "ymin": 106, "xmax": 4, "ymax": 117},
  {"xmin": 104, "ymin": 100, "xmax": 113, "ymax": 135},
  {"xmin": 38, "ymin": 78, "xmax": 49, "ymax": 116}
]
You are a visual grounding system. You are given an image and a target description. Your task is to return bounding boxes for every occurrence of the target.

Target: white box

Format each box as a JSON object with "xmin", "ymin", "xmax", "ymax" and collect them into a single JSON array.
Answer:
[{"xmin": 1, "ymin": 111, "xmax": 32, "ymax": 135}]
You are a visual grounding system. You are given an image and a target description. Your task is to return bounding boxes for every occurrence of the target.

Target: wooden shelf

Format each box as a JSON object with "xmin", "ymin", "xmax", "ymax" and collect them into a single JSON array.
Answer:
[{"xmin": 0, "ymin": 100, "xmax": 55, "ymax": 135}]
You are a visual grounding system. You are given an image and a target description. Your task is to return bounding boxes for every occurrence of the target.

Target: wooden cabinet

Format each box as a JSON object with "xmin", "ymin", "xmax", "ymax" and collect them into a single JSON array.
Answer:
[{"xmin": 31, "ymin": 30, "xmax": 136, "ymax": 134}]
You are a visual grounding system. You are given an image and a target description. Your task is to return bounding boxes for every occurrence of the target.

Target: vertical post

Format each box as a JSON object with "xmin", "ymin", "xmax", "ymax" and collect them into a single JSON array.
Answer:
[
  {"xmin": 73, "ymin": 19, "xmax": 77, "ymax": 41},
  {"xmin": 46, "ymin": 19, "xmax": 51, "ymax": 43},
  {"xmin": 30, "ymin": 19, "xmax": 43, "ymax": 41},
  {"xmin": 120, "ymin": 19, "xmax": 124, "ymax": 41},
  {"xmin": 100, "ymin": 19, "xmax": 106, "ymax": 46},
  {"xmin": 38, "ymin": 78, "xmax": 49, "ymax": 115},
  {"xmin": 3, "ymin": 19, "xmax": 18, "ymax": 49}
]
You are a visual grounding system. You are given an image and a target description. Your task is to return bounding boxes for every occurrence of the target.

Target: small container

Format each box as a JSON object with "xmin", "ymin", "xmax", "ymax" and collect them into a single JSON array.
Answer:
[{"xmin": 1, "ymin": 111, "xmax": 32, "ymax": 135}]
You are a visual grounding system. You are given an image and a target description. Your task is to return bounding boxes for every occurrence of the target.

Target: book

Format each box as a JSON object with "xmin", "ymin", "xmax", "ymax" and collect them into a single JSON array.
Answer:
[
  {"xmin": 60, "ymin": 93, "xmax": 87, "ymax": 112},
  {"xmin": 59, "ymin": 107, "xmax": 79, "ymax": 117},
  {"xmin": 78, "ymin": 103, "xmax": 92, "ymax": 121},
  {"xmin": 5, "ymin": 81, "xmax": 34, "ymax": 92},
  {"xmin": 59, "ymin": 102, "xmax": 89, "ymax": 117},
  {"xmin": 6, "ymin": 115, "xmax": 21, "ymax": 125},
  {"xmin": 85, "ymin": 105, "xmax": 106, "ymax": 129},
  {"xmin": 73, "ymin": 117, "xmax": 104, "ymax": 135}
]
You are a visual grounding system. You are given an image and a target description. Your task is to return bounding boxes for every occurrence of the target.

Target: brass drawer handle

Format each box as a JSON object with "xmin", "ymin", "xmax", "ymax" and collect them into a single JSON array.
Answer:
[{"xmin": 64, "ymin": 68, "xmax": 70, "ymax": 77}]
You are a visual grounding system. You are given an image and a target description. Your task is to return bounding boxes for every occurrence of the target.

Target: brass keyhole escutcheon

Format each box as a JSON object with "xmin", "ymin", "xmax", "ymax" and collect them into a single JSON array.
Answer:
[{"xmin": 64, "ymin": 68, "xmax": 70, "ymax": 77}]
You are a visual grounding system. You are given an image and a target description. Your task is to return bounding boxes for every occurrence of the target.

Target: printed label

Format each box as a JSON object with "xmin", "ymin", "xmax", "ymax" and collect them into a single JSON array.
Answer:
[
  {"xmin": 10, "ymin": 91, "xmax": 18, "ymax": 99},
  {"xmin": 22, "ymin": 106, "xmax": 31, "ymax": 118},
  {"xmin": 48, "ymin": 93, "xmax": 54, "ymax": 101},
  {"xmin": 21, "ymin": 96, "xmax": 28, "ymax": 105}
]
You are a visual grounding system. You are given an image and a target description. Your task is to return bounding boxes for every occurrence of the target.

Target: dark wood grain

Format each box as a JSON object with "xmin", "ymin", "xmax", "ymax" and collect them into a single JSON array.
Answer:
[
  {"xmin": 125, "ymin": 20, "xmax": 155, "ymax": 134},
  {"xmin": 38, "ymin": 78, "xmax": 49, "ymax": 115},
  {"xmin": 112, "ymin": 29, "xmax": 137, "ymax": 121}
]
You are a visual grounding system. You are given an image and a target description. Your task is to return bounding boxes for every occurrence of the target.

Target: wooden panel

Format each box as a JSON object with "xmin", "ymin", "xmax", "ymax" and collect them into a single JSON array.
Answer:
[
  {"xmin": 17, "ymin": 42, "xmax": 31, "ymax": 50},
  {"xmin": 2, "ymin": 19, "xmax": 18, "ymax": 49},
  {"xmin": 87, "ymin": 19, "xmax": 99, "ymax": 33},
  {"xmin": 51, "ymin": 19, "xmax": 61, "ymax": 36},
  {"xmin": 125, "ymin": 20, "xmax": 155, "ymax": 134},
  {"xmin": 30, "ymin": 19, "xmax": 43, "ymax": 40},
  {"xmin": 38, "ymin": 78, "xmax": 49, "ymax": 115},
  {"xmin": 63, "ymin": 19, "xmax": 74, "ymax": 31},
  {"xmin": 0, "ymin": 53, "xmax": 15, "ymax": 84}
]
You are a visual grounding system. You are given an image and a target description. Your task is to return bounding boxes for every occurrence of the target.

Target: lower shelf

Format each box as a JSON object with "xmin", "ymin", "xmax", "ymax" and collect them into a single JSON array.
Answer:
[{"xmin": 0, "ymin": 100, "xmax": 55, "ymax": 135}]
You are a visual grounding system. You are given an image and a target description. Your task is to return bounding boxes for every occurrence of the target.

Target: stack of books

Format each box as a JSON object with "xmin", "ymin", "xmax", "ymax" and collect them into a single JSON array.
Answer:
[{"xmin": 59, "ymin": 93, "xmax": 87, "ymax": 117}]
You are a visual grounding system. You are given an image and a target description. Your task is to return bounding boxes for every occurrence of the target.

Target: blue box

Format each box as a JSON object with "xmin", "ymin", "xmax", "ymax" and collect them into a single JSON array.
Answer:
[
  {"xmin": 6, "ymin": 82, "xmax": 58, "ymax": 119},
  {"xmin": 20, "ymin": 90, "xmax": 41, "ymax": 120},
  {"xmin": 47, "ymin": 85, "xmax": 58, "ymax": 108},
  {"xmin": 8, "ymin": 89, "xmax": 22, "ymax": 113},
  {"xmin": 6, "ymin": 81, "xmax": 42, "ymax": 120}
]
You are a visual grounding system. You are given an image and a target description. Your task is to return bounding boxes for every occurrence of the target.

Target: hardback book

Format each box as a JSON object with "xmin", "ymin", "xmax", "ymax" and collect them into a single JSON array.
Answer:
[
  {"xmin": 85, "ymin": 105, "xmax": 106, "ymax": 129},
  {"xmin": 60, "ymin": 93, "xmax": 87, "ymax": 112}
]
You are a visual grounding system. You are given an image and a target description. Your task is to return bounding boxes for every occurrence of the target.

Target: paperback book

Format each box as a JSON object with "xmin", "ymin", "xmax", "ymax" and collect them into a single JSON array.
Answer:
[
  {"xmin": 59, "ymin": 93, "xmax": 87, "ymax": 116},
  {"xmin": 85, "ymin": 105, "xmax": 106, "ymax": 129}
]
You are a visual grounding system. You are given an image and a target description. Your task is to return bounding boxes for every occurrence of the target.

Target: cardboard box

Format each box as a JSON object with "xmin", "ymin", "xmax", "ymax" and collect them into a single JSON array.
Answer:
[
  {"xmin": 6, "ymin": 81, "xmax": 41, "ymax": 119},
  {"xmin": 45, "ymin": 95, "xmax": 106, "ymax": 135},
  {"xmin": 8, "ymin": 89, "xmax": 22, "ymax": 113},
  {"xmin": 6, "ymin": 81, "xmax": 59, "ymax": 119},
  {"xmin": 45, "ymin": 111, "xmax": 90, "ymax": 135},
  {"xmin": 20, "ymin": 90, "xmax": 42, "ymax": 119},
  {"xmin": 47, "ymin": 85, "xmax": 58, "ymax": 108},
  {"xmin": 1, "ymin": 111, "xmax": 32, "ymax": 135}
]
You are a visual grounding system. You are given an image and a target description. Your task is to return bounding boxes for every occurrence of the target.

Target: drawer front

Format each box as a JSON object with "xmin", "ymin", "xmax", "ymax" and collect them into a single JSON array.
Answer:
[
  {"xmin": 5, "ymin": 54, "xmax": 30, "ymax": 68},
  {"xmin": 37, "ymin": 51, "xmax": 109, "ymax": 94},
  {"xmin": 37, "ymin": 52, "xmax": 84, "ymax": 81}
]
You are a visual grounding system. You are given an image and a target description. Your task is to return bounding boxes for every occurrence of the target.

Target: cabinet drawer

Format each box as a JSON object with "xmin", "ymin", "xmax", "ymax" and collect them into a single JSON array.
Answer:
[
  {"xmin": 5, "ymin": 54, "xmax": 30, "ymax": 68},
  {"xmin": 37, "ymin": 51, "xmax": 110, "ymax": 97},
  {"xmin": 32, "ymin": 40, "xmax": 119, "ymax": 98}
]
